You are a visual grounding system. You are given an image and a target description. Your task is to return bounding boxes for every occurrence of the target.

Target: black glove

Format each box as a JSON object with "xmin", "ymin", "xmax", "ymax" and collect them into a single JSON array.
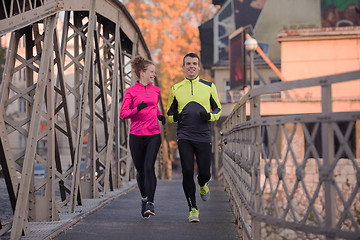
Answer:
[
  {"xmin": 158, "ymin": 115, "xmax": 166, "ymax": 125},
  {"xmin": 173, "ymin": 112, "xmax": 183, "ymax": 122},
  {"xmin": 137, "ymin": 101, "xmax": 147, "ymax": 111},
  {"xmin": 200, "ymin": 111, "xmax": 210, "ymax": 122}
]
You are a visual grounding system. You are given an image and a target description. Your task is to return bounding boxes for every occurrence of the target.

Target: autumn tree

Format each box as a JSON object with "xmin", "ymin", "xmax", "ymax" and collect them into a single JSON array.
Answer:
[{"xmin": 122, "ymin": 0, "xmax": 217, "ymax": 108}]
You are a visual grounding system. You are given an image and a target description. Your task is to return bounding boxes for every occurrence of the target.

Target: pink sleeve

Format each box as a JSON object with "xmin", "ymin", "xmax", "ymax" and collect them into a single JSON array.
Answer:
[
  {"xmin": 157, "ymin": 106, "xmax": 162, "ymax": 117},
  {"xmin": 156, "ymin": 88, "xmax": 162, "ymax": 117},
  {"xmin": 120, "ymin": 90, "xmax": 138, "ymax": 119}
]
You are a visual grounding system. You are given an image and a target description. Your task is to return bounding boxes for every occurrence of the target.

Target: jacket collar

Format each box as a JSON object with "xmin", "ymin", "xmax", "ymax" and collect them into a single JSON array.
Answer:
[
  {"xmin": 185, "ymin": 76, "xmax": 199, "ymax": 82},
  {"xmin": 135, "ymin": 81, "xmax": 152, "ymax": 87}
]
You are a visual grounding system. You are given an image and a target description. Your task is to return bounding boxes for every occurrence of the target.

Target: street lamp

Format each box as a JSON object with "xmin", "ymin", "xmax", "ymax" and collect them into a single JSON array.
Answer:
[{"xmin": 244, "ymin": 37, "xmax": 258, "ymax": 89}]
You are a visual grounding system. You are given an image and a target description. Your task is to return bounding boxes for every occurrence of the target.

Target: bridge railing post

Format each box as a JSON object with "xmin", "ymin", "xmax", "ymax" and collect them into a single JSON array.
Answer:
[
  {"xmin": 250, "ymin": 95, "xmax": 261, "ymax": 240},
  {"xmin": 321, "ymin": 82, "xmax": 336, "ymax": 233}
]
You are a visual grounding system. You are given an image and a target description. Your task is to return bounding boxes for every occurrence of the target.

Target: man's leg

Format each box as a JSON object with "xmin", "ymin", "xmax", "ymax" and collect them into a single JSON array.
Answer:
[
  {"xmin": 194, "ymin": 141, "xmax": 212, "ymax": 201},
  {"xmin": 177, "ymin": 139, "xmax": 197, "ymax": 210},
  {"xmin": 194, "ymin": 141, "xmax": 211, "ymax": 185}
]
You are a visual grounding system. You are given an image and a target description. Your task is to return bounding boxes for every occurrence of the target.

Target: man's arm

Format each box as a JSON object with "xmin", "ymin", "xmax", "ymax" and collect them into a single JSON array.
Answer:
[
  {"xmin": 167, "ymin": 87, "xmax": 178, "ymax": 123},
  {"xmin": 209, "ymin": 84, "xmax": 222, "ymax": 121}
]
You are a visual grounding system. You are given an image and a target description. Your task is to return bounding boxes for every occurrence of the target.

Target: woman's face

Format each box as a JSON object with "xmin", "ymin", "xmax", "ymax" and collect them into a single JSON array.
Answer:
[{"xmin": 140, "ymin": 64, "xmax": 156, "ymax": 85}]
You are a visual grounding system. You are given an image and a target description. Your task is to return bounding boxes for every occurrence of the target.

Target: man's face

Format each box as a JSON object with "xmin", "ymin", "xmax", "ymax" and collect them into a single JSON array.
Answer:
[{"xmin": 183, "ymin": 56, "xmax": 200, "ymax": 80}]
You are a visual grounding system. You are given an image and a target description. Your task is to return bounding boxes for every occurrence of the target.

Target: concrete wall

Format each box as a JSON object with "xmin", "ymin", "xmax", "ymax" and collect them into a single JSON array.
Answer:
[
  {"xmin": 253, "ymin": 0, "xmax": 321, "ymax": 60},
  {"xmin": 278, "ymin": 27, "xmax": 360, "ymax": 112}
]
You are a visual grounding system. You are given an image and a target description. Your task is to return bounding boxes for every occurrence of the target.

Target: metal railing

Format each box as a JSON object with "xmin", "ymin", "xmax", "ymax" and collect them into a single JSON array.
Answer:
[
  {"xmin": 0, "ymin": 0, "xmax": 170, "ymax": 238},
  {"xmin": 220, "ymin": 70, "xmax": 360, "ymax": 239}
]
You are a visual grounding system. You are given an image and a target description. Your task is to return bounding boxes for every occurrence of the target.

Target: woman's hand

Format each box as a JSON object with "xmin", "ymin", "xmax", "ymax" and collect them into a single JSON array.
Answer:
[
  {"xmin": 137, "ymin": 101, "xmax": 147, "ymax": 111},
  {"xmin": 158, "ymin": 115, "xmax": 166, "ymax": 125}
]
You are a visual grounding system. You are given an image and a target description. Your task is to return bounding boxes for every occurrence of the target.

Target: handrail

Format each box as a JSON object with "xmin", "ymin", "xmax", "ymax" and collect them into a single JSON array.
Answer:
[
  {"xmin": 220, "ymin": 71, "xmax": 360, "ymax": 239},
  {"xmin": 226, "ymin": 70, "xmax": 360, "ymax": 123}
]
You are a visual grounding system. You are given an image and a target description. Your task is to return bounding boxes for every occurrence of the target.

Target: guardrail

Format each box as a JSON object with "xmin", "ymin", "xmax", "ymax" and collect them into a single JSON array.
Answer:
[
  {"xmin": 220, "ymin": 70, "xmax": 360, "ymax": 239},
  {"xmin": 0, "ymin": 0, "xmax": 170, "ymax": 238}
]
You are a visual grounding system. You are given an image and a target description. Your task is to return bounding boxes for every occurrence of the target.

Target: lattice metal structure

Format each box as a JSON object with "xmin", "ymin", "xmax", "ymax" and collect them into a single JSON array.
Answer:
[
  {"xmin": 0, "ymin": 0, "xmax": 170, "ymax": 239},
  {"xmin": 220, "ymin": 71, "xmax": 360, "ymax": 239}
]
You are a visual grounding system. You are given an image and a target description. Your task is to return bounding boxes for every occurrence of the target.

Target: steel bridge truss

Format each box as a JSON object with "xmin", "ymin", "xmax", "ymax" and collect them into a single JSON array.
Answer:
[
  {"xmin": 220, "ymin": 71, "xmax": 360, "ymax": 239},
  {"xmin": 0, "ymin": 0, "xmax": 169, "ymax": 239}
]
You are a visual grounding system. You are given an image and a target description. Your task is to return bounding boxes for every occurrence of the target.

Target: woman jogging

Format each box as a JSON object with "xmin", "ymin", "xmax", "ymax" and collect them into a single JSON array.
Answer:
[{"xmin": 120, "ymin": 56, "xmax": 166, "ymax": 219}]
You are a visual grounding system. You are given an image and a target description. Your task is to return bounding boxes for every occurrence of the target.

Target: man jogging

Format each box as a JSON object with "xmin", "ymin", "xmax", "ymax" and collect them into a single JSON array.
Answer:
[{"xmin": 167, "ymin": 53, "xmax": 222, "ymax": 222}]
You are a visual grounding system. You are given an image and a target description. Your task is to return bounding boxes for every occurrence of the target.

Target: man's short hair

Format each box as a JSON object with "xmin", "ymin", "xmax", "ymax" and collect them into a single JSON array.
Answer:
[{"xmin": 183, "ymin": 53, "xmax": 200, "ymax": 66}]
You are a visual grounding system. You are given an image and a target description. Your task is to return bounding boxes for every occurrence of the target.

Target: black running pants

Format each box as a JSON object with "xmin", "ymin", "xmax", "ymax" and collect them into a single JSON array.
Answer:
[
  {"xmin": 177, "ymin": 139, "xmax": 211, "ymax": 210},
  {"xmin": 129, "ymin": 134, "xmax": 161, "ymax": 203}
]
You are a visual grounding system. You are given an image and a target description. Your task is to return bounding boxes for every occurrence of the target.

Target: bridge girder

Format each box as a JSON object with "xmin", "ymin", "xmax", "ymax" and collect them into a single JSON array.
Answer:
[{"xmin": 0, "ymin": 0, "xmax": 170, "ymax": 238}]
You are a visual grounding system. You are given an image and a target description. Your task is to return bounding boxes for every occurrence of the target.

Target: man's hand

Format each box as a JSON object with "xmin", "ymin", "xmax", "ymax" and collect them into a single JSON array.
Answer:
[
  {"xmin": 200, "ymin": 111, "xmax": 210, "ymax": 122},
  {"xmin": 173, "ymin": 112, "xmax": 183, "ymax": 122},
  {"xmin": 137, "ymin": 101, "xmax": 147, "ymax": 111},
  {"xmin": 158, "ymin": 115, "xmax": 166, "ymax": 125}
]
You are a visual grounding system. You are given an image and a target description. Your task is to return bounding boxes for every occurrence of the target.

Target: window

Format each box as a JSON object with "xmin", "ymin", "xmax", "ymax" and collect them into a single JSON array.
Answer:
[{"xmin": 225, "ymin": 80, "xmax": 231, "ymax": 103}]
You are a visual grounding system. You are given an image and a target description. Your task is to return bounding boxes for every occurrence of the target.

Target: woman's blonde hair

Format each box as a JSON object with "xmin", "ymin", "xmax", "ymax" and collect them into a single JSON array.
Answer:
[{"xmin": 131, "ymin": 56, "xmax": 154, "ymax": 79}]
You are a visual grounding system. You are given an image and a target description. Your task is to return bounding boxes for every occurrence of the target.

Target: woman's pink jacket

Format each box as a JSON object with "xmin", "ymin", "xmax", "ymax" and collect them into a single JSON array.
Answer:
[{"xmin": 120, "ymin": 82, "xmax": 162, "ymax": 136}]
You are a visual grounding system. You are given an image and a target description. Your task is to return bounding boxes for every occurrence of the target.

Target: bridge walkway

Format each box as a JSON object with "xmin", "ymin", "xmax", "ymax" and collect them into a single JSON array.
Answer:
[{"xmin": 52, "ymin": 178, "xmax": 240, "ymax": 240}]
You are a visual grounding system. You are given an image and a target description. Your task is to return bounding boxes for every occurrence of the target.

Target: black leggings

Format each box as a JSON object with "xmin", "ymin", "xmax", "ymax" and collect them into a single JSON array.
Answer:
[
  {"xmin": 129, "ymin": 134, "xmax": 161, "ymax": 203},
  {"xmin": 177, "ymin": 139, "xmax": 211, "ymax": 210}
]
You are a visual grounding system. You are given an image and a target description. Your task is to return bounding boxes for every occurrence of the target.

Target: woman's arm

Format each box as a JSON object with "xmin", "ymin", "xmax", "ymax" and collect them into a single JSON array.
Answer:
[{"xmin": 120, "ymin": 91, "xmax": 138, "ymax": 119}]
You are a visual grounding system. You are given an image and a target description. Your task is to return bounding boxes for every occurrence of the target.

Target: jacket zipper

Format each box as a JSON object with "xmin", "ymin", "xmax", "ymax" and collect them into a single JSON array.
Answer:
[
  {"xmin": 190, "ymin": 80, "xmax": 193, "ymax": 95},
  {"xmin": 144, "ymin": 85, "xmax": 148, "ymax": 96}
]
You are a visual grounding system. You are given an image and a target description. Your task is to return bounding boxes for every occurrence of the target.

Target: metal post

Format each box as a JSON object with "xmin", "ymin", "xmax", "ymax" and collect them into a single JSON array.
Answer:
[
  {"xmin": 321, "ymin": 83, "xmax": 336, "ymax": 240},
  {"xmin": 245, "ymin": 37, "xmax": 257, "ymax": 90},
  {"xmin": 250, "ymin": 50, "xmax": 254, "ymax": 89},
  {"xmin": 245, "ymin": 36, "xmax": 259, "ymax": 239}
]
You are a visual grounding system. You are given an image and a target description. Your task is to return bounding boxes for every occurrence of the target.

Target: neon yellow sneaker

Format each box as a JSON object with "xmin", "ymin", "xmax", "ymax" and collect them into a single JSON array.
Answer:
[
  {"xmin": 188, "ymin": 208, "xmax": 200, "ymax": 222},
  {"xmin": 197, "ymin": 176, "xmax": 210, "ymax": 201}
]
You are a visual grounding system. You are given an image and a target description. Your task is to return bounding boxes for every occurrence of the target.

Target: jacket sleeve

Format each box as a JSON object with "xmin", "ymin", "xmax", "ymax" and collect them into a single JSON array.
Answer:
[
  {"xmin": 209, "ymin": 83, "xmax": 222, "ymax": 122},
  {"xmin": 166, "ymin": 86, "xmax": 178, "ymax": 123},
  {"xmin": 120, "ymin": 90, "xmax": 138, "ymax": 119},
  {"xmin": 156, "ymin": 89, "xmax": 162, "ymax": 116},
  {"xmin": 157, "ymin": 106, "xmax": 162, "ymax": 117}
]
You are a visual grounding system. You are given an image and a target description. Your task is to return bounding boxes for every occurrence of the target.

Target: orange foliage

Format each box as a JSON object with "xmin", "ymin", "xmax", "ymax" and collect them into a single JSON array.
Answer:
[{"xmin": 123, "ymin": 0, "xmax": 218, "ymax": 111}]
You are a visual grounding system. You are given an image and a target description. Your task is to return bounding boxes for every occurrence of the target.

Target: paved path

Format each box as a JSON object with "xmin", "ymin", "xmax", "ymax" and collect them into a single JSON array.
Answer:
[{"xmin": 54, "ymin": 179, "xmax": 240, "ymax": 240}]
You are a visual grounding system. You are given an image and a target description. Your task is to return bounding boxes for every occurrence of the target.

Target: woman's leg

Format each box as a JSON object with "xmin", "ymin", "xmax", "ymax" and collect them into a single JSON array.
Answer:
[
  {"xmin": 143, "ymin": 134, "xmax": 161, "ymax": 203},
  {"xmin": 129, "ymin": 134, "xmax": 147, "ymax": 198}
]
